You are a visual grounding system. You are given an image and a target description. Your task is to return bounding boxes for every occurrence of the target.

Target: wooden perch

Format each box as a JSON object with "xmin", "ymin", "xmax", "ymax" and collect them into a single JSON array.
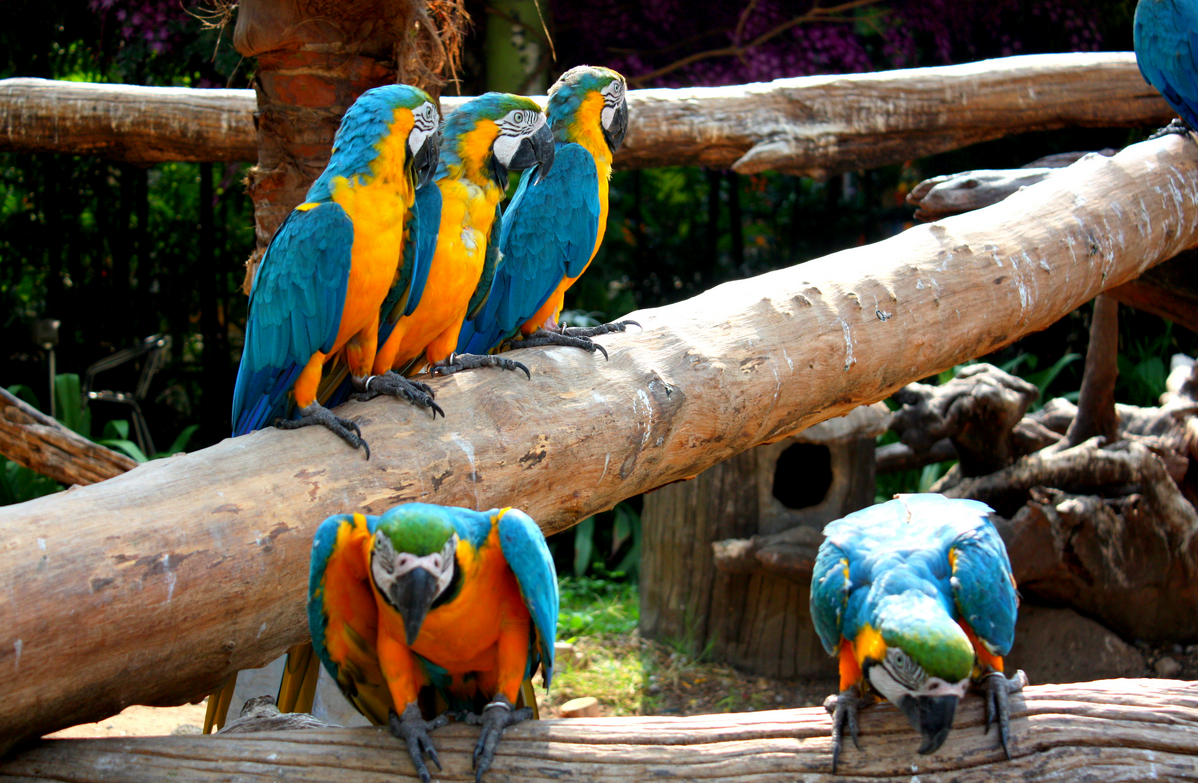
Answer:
[
  {"xmin": 0, "ymin": 135, "xmax": 1193, "ymax": 752},
  {"xmin": 1, "ymin": 680, "xmax": 1194, "ymax": 781},
  {"xmin": 0, "ymin": 388, "xmax": 137, "ymax": 485},
  {"xmin": 0, "ymin": 53, "xmax": 1175, "ymax": 175}
]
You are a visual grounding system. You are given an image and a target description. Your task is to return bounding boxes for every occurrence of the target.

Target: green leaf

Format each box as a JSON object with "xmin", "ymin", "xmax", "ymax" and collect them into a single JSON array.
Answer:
[
  {"xmin": 99, "ymin": 439, "xmax": 149, "ymax": 463},
  {"xmin": 102, "ymin": 419, "xmax": 131, "ymax": 440},
  {"xmin": 6, "ymin": 384, "xmax": 41, "ymax": 410},
  {"xmin": 53, "ymin": 374, "xmax": 90, "ymax": 437},
  {"xmin": 573, "ymin": 516, "xmax": 596, "ymax": 578},
  {"xmin": 160, "ymin": 424, "xmax": 199, "ymax": 457}
]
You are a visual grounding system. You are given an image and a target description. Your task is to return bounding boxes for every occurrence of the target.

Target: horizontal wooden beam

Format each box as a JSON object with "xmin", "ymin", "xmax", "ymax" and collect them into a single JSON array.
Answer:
[
  {"xmin": 1, "ymin": 680, "xmax": 1194, "ymax": 781},
  {"xmin": 0, "ymin": 53, "xmax": 1175, "ymax": 175},
  {"xmin": 0, "ymin": 135, "xmax": 1193, "ymax": 752}
]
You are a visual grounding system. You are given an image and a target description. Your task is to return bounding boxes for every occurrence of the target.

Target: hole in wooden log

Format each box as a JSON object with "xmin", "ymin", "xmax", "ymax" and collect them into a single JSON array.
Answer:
[{"xmin": 772, "ymin": 443, "xmax": 831, "ymax": 509}]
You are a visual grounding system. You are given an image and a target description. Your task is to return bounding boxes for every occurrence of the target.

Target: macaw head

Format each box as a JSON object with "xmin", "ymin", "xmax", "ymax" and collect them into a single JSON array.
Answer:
[
  {"xmin": 370, "ymin": 505, "xmax": 459, "ymax": 646},
  {"xmin": 309, "ymin": 83, "xmax": 441, "ymax": 200},
  {"xmin": 863, "ymin": 593, "xmax": 975, "ymax": 755},
  {"xmin": 439, "ymin": 92, "xmax": 556, "ymax": 190},
  {"xmin": 548, "ymin": 65, "xmax": 628, "ymax": 154}
]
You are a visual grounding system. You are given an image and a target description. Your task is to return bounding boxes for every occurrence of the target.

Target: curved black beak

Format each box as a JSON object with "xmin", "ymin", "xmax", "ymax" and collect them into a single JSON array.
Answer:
[
  {"xmin": 411, "ymin": 132, "xmax": 440, "ymax": 189},
  {"xmin": 603, "ymin": 99, "xmax": 629, "ymax": 154},
  {"xmin": 898, "ymin": 694, "xmax": 959, "ymax": 755},
  {"xmin": 388, "ymin": 568, "xmax": 440, "ymax": 646},
  {"xmin": 508, "ymin": 123, "xmax": 556, "ymax": 183}
]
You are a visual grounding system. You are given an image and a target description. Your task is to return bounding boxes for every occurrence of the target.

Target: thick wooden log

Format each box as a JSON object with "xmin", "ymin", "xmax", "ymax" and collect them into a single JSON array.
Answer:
[
  {"xmin": 0, "ymin": 53, "xmax": 1175, "ymax": 175},
  {"xmin": 1, "ymin": 681, "xmax": 1194, "ymax": 781},
  {"xmin": 0, "ymin": 388, "xmax": 137, "ymax": 485},
  {"xmin": 0, "ymin": 135, "xmax": 1193, "ymax": 752},
  {"xmin": 0, "ymin": 79, "xmax": 258, "ymax": 163}
]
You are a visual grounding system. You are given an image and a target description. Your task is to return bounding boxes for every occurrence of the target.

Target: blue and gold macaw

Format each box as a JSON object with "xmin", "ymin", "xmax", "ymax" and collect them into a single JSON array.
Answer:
[
  {"xmin": 309, "ymin": 503, "xmax": 557, "ymax": 783},
  {"xmin": 456, "ymin": 66, "xmax": 635, "ymax": 361},
  {"xmin": 230, "ymin": 84, "xmax": 442, "ymax": 457},
  {"xmin": 1134, "ymin": 0, "xmax": 1198, "ymax": 133},
  {"xmin": 360, "ymin": 93, "xmax": 556, "ymax": 401},
  {"xmin": 810, "ymin": 494, "xmax": 1025, "ymax": 772}
]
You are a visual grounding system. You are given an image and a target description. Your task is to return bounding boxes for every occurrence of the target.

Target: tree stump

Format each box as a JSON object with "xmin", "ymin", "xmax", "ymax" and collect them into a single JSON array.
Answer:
[{"xmin": 640, "ymin": 404, "xmax": 888, "ymax": 678}]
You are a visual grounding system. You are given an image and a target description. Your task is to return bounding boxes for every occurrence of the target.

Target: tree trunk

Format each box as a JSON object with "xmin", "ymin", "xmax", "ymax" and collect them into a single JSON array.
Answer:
[
  {"xmin": 0, "ymin": 681, "xmax": 1193, "ymax": 782},
  {"xmin": 0, "ymin": 53, "xmax": 1174, "ymax": 175},
  {"xmin": 232, "ymin": 0, "xmax": 464, "ymax": 290},
  {"xmin": 0, "ymin": 135, "xmax": 1192, "ymax": 752}
]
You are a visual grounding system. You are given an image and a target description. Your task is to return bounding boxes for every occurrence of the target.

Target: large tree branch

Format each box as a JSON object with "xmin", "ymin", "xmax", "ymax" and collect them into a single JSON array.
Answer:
[
  {"xmin": 0, "ymin": 135, "xmax": 1193, "ymax": 751},
  {"xmin": 0, "ymin": 681, "xmax": 1193, "ymax": 781},
  {"xmin": 0, "ymin": 388, "xmax": 137, "ymax": 485},
  {"xmin": 0, "ymin": 53, "xmax": 1175, "ymax": 176}
]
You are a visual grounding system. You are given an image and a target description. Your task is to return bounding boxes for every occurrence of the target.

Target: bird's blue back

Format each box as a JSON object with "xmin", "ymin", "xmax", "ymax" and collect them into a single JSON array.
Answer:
[
  {"xmin": 811, "ymin": 495, "xmax": 1016, "ymax": 658},
  {"xmin": 1135, "ymin": 0, "xmax": 1198, "ymax": 129}
]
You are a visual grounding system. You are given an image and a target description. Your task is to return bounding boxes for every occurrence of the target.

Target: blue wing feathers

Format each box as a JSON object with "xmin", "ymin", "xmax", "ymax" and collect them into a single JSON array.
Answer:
[
  {"xmin": 456, "ymin": 144, "xmax": 601, "ymax": 355},
  {"xmin": 231, "ymin": 203, "xmax": 353, "ymax": 435},
  {"xmin": 496, "ymin": 508, "xmax": 559, "ymax": 688}
]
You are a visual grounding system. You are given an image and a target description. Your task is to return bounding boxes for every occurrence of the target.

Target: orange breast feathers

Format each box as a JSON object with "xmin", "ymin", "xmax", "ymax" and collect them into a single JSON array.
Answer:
[
  {"xmin": 328, "ymin": 111, "xmax": 419, "ymax": 377},
  {"xmin": 375, "ymin": 524, "xmax": 533, "ymax": 705},
  {"xmin": 373, "ymin": 176, "xmax": 504, "ymax": 374}
]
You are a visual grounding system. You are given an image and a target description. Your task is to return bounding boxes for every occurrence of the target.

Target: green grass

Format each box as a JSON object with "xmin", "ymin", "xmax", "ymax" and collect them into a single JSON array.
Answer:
[{"xmin": 557, "ymin": 576, "xmax": 639, "ymax": 640}]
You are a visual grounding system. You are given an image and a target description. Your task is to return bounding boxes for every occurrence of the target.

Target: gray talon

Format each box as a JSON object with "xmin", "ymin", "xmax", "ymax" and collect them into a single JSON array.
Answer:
[
  {"xmin": 351, "ymin": 371, "xmax": 443, "ymax": 419},
  {"xmin": 462, "ymin": 694, "xmax": 531, "ymax": 783},
  {"xmin": 825, "ymin": 687, "xmax": 866, "ymax": 773},
  {"xmin": 275, "ymin": 402, "xmax": 370, "ymax": 458},
  {"xmin": 389, "ymin": 703, "xmax": 450, "ymax": 783},
  {"xmin": 981, "ymin": 669, "xmax": 1026, "ymax": 759},
  {"xmin": 432, "ymin": 353, "xmax": 531, "ymax": 380}
]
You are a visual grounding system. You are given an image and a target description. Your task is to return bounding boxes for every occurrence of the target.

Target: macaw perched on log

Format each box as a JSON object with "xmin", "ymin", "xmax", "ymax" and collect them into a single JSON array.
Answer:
[
  {"xmin": 309, "ymin": 503, "xmax": 558, "ymax": 783},
  {"xmin": 230, "ymin": 84, "xmax": 441, "ymax": 456},
  {"xmin": 456, "ymin": 66, "xmax": 637, "ymax": 361},
  {"xmin": 1134, "ymin": 0, "xmax": 1198, "ymax": 133},
  {"xmin": 361, "ymin": 93, "xmax": 556, "ymax": 399},
  {"xmin": 810, "ymin": 494, "xmax": 1026, "ymax": 773}
]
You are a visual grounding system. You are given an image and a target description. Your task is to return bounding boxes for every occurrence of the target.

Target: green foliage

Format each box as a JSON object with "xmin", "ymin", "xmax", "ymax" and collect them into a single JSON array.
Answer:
[
  {"xmin": 565, "ymin": 501, "xmax": 642, "ymax": 581},
  {"xmin": 1117, "ymin": 322, "xmax": 1177, "ymax": 408},
  {"xmin": 558, "ymin": 575, "xmax": 639, "ymax": 639}
]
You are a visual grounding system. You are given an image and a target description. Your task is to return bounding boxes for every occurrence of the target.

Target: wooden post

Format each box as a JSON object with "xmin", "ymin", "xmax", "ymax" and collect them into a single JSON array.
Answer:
[
  {"xmin": 0, "ymin": 135, "xmax": 1193, "ymax": 752},
  {"xmin": 0, "ymin": 681, "xmax": 1193, "ymax": 782}
]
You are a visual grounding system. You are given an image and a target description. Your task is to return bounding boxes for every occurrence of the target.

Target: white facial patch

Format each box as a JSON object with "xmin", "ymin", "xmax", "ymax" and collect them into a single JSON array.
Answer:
[
  {"xmin": 600, "ymin": 79, "xmax": 626, "ymax": 131},
  {"xmin": 492, "ymin": 108, "xmax": 546, "ymax": 167},
  {"xmin": 867, "ymin": 647, "xmax": 968, "ymax": 705},
  {"xmin": 407, "ymin": 100, "xmax": 439, "ymax": 157},
  {"xmin": 370, "ymin": 531, "xmax": 459, "ymax": 600}
]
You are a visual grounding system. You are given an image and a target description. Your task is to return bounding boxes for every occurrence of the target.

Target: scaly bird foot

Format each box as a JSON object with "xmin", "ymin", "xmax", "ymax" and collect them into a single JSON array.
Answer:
[
  {"xmin": 389, "ymin": 703, "xmax": 450, "ymax": 783},
  {"xmin": 275, "ymin": 402, "xmax": 370, "ymax": 459},
  {"xmin": 823, "ymin": 688, "xmax": 867, "ymax": 774},
  {"xmin": 980, "ymin": 668, "xmax": 1027, "ymax": 759},
  {"xmin": 463, "ymin": 694, "xmax": 532, "ymax": 783},
  {"xmin": 351, "ymin": 371, "xmax": 443, "ymax": 419},
  {"xmin": 562, "ymin": 319, "xmax": 640, "ymax": 338},
  {"xmin": 431, "ymin": 353, "xmax": 531, "ymax": 380},
  {"xmin": 1149, "ymin": 118, "xmax": 1196, "ymax": 139},
  {"xmin": 513, "ymin": 319, "xmax": 640, "ymax": 360}
]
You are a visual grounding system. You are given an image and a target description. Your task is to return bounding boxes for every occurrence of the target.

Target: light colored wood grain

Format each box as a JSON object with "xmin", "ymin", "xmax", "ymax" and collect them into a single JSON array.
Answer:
[
  {"xmin": 0, "ymin": 53, "xmax": 1175, "ymax": 174},
  {"xmin": 1, "ymin": 681, "xmax": 1194, "ymax": 781},
  {"xmin": 0, "ymin": 135, "xmax": 1193, "ymax": 753}
]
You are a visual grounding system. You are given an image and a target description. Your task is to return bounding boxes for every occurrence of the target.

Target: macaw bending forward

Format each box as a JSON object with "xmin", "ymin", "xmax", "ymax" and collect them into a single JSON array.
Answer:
[
  {"xmin": 230, "ymin": 84, "xmax": 441, "ymax": 457},
  {"xmin": 361, "ymin": 93, "xmax": 556, "ymax": 400},
  {"xmin": 309, "ymin": 503, "xmax": 558, "ymax": 783},
  {"xmin": 1134, "ymin": 0, "xmax": 1198, "ymax": 134},
  {"xmin": 810, "ymin": 494, "xmax": 1026, "ymax": 772},
  {"xmin": 456, "ymin": 66, "xmax": 636, "ymax": 361}
]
